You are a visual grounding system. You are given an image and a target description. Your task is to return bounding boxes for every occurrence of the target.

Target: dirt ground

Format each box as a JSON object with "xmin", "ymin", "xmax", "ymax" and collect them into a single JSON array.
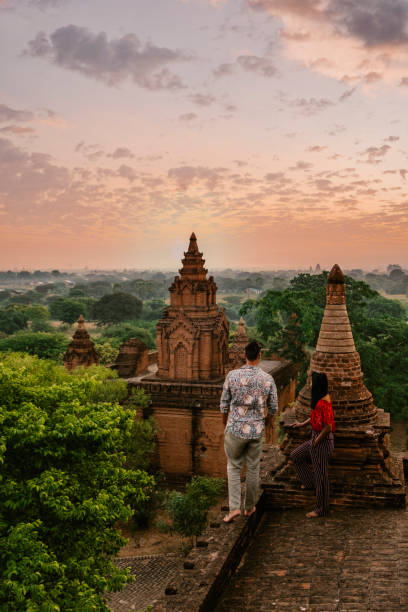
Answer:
[{"xmin": 117, "ymin": 499, "xmax": 224, "ymax": 557}]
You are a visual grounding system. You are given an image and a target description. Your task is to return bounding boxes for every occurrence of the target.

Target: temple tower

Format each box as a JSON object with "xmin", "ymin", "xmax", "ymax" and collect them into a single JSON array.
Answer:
[
  {"xmin": 264, "ymin": 265, "xmax": 405, "ymax": 508},
  {"xmin": 296, "ymin": 264, "xmax": 376, "ymax": 425},
  {"xmin": 156, "ymin": 232, "xmax": 229, "ymax": 381},
  {"xmin": 63, "ymin": 315, "xmax": 99, "ymax": 371}
]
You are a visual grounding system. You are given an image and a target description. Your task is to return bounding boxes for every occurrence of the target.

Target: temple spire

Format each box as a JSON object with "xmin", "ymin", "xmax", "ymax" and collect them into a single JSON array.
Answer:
[
  {"xmin": 187, "ymin": 232, "xmax": 199, "ymax": 254},
  {"xmin": 179, "ymin": 232, "xmax": 208, "ymax": 280},
  {"xmin": 315, "ymin": 264, "xmax": 355, "ymax": 354}
]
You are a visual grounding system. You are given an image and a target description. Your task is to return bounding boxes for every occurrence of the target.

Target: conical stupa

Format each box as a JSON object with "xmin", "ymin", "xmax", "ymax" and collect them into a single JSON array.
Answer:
[
  {"xmin": 63, "ymin": 315, "xmax": 99, "ymax": 371},
  {"xmin": 264, "ymin": 265, "xmax": 405, "ymax": 508}
]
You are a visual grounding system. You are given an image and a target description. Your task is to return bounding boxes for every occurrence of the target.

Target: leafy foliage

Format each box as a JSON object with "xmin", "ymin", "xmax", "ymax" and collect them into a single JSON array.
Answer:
[
  {"xmin": 162, "ymin": 477, "xmax": 224, "ymax": 544},
  {"xmin": 123, "ymin": 389, "xmax": 156, "ymax": 472},
  {"xmin": 93, "ymin": 293, "xmax": 143, "ymax": 325},
  {"xmin": 0, "ymin": 354, "xmax": 154, "ymax": 611},
  {"xmin": 123, "ymin": 389, "xmax": 159, "ymax": 529},
  {"xmin": 93, "ymin": 341, "xmax": 119, "ymax": 366},
  {"xmin": 140, "ymin": 299, "xmax": 166, "ymax": 321},
  {"xmin": 99, "ymin": 321, "xmax": 156, "ymax": 349},
  {"xmin": 0, "ymin": 330, "xmax": 68, "ymax": 361},
  {"xmin": 0, "ymin": 307, "xmax": 29, "ymax": 335},
  {"xmin": 241, "ymin": 273, "xmax": 408, "ymax": 413},
  {"xmin": 49, "ymin": 297, "xmax": 91, "ymax": 324}
]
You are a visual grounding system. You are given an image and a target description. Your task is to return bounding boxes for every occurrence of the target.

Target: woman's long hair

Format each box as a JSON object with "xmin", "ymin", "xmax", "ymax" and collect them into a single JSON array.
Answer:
[{"xmin": 311, "ymin": 372, "xmax": 328, "ymax": 410}]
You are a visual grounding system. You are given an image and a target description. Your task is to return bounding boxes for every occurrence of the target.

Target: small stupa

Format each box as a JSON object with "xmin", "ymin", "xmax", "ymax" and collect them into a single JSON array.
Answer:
[
  {"xmin": 63, "ymin": 315, "xmax": 99, "ymax": 371},
  {"xmin": 264, "ymin": 265, "xmax": 405, "ymax": 508}
]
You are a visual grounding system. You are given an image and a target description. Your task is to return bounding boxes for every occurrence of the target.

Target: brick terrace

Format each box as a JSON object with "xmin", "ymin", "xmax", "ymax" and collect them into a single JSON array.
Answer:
[
  {"xmin": 109, "ymin": 555, "xmax": 179, "ymax": 612},
  {"xmin": 215, "ymin": 507, "xmax": 408, "ymax": 612}
]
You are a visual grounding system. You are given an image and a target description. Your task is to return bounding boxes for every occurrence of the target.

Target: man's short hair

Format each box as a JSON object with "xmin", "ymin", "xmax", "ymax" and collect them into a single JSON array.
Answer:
[{"xmin": 245, "ymin": 340, "xmax": 261, "ymax": 361}]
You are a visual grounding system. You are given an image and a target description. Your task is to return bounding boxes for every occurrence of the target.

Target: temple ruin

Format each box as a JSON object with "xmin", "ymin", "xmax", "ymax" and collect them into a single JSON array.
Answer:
[
  {"xmin": 112, "ymin": 337, "xmax": 149, "ymax": 378},
  {"xmin": 264, "ymin": 264, "xmax": 406, "ymax": 508},
  {"xmin": 63, "ymin": 315, "xmax": 99, "ymax": 371}
]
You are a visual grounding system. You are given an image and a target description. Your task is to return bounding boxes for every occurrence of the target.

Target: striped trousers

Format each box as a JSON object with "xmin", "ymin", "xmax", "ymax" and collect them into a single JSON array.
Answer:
[{"xmin": 290, "ymin": 431, "xmax": 334, "ymax": 516}]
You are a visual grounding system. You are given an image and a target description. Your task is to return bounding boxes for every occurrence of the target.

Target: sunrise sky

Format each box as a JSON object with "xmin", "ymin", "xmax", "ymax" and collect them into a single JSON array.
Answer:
[{"xmin": 0, "ymin": 0, "xmax": 407, "ymax": 270}]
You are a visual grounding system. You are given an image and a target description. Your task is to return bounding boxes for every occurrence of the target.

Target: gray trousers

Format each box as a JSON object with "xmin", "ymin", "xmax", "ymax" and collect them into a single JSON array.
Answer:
[{"xmin": 224, "ymin": 431, "xmax": 263, "ymax": 511}]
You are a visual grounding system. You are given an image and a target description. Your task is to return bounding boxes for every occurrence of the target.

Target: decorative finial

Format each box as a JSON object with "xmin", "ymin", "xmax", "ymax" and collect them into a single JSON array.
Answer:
[
  {"xmin": 187, "ymin": 232, "xmax": 199, "ymax": 254},
  {"xmin": 77, "ymin": 314, "xmax": 85, "ymax": 329}
]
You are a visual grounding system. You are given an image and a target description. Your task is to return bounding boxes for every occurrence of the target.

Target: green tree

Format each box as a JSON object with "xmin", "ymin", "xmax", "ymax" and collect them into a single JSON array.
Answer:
[
  {"xmin": 123, "ymin": 389, "xmax": 159, "ymax": 529},
  {"xmin": 0, "ymin": 308, "xmax": 29, "ymax": 335},
  {"xmin": 0, "ymin": 330, "xmax": 68, "ymax": 361},
  {"xmin": 123, "ymin": 389, "xmax": 157, "ymax": 472},
  {"xmin": 0, "ymin": 354, "xmax": 154, "ymax": 611},
  {"xmin": 141, "ymin": 299, "xmax": 166, "ymax": 321},
  {"xmin": 93, "ymin": 293, "xmax": 143, "ymax": 325},
  {"xmin": 161, "ymin": 477, "xmax": 224, "ymax": 546},
  {"xmin": 241, "ymin": 272, "xmax": 408, "ymax": 410},
  {"xmin": 35, "ymin": 283, "xmax": 55, "ymax": 296},
  {"xmin": 68, "ymin": 287, "xmax": 86, "ymax": 297},
  {"xmin": 99, "ymin": 322, "xmax": 155, "ymax": 349},
  {"xmin": 49, "ymin": 297, "xmax": 89, "ymax": 324}
]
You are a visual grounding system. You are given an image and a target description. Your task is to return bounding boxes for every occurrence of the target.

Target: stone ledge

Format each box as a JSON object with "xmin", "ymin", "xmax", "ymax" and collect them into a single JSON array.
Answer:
[{"xmin": 151, "ymin": 492, "xmax": 267, "ymax": 612}]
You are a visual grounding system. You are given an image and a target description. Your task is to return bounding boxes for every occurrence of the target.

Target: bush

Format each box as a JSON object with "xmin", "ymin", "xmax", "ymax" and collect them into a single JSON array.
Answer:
[
  {"xmin": 161, "ymin": 476, "xmax": 224, "ymax": 545},
  {"xmin": 94, "ymin": 341, "xmax": 119, "ymax": 365},
  {"xmin": 0, "ymin": 354, "xmax": 154, "ymax": 611},
  {"xmin": 0, "ymin": 330, "xmax": 68, "ymax": 361}
]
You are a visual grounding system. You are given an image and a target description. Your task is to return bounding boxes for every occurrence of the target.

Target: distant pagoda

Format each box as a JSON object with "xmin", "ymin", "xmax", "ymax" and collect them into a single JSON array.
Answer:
[
  {"xmin": 63, "ymin": 315, "xmax": 99, "ymax": 371},
  {"xmin": 156, "ymin": 232, "xmax": 229, "ymax": 380},
  {"xmin": 264, "ymin": 264, "xmax": 405, "ymax": 508}
]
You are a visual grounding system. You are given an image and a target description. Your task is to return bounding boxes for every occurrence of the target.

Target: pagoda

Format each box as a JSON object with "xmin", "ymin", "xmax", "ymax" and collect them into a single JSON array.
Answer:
[
  {"xmin": 63, "ymin": 315, "xmax": 99, "ymax": 371},
  {"xmin": 156, "ymin": 232, "xmax": 229, "ymax": 380},
  {"xmin": 264, "ymin": 265, "xmax": 405, "ymax": 508}
]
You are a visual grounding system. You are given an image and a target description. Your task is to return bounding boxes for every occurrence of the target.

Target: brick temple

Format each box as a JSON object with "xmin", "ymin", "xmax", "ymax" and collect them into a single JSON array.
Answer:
[
  {"xmin": 63, "ymin": 315, "xmax": 99, "ymax": 371},
  {"xmin": 156, "ymin": 232, "xmax": 230, "ymax": 381},
  {"xmin": 264, "ymin": 264, "xmax": 406, "ymax": 508},
  {"xmin": 131, "ymin": 233, "xmax": 297, "ymax": 479}
]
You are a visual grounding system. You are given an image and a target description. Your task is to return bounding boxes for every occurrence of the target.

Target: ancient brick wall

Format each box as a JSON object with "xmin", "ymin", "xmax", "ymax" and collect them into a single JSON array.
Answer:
[{"xmin": 132, "ymin": 360, "xmax": 298, "ymax": 479}]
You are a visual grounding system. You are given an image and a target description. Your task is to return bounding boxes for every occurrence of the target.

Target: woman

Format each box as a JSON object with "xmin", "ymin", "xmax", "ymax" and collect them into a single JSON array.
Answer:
[{"xmin": 290, "ymin": 372, "xmax": 335, "ymax": 518}]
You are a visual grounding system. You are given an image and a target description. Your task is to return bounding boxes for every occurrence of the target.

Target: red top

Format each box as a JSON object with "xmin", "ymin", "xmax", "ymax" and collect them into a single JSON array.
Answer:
[{"xmin": 310, "ymin": 399, "xmax": 335, "ymax": 433}]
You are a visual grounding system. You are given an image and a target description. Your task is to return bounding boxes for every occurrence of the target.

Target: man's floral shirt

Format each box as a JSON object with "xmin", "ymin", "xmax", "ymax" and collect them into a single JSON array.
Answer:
[{"xmin": 220, "ymin": 364, "xmax": 278, "ymax": 439}]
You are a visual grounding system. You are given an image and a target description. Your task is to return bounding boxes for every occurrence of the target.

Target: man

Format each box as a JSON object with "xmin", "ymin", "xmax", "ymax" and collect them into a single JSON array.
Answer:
[{"xmin": 220, "ymin": 340, "xmax": 278, "ymax": 523}]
